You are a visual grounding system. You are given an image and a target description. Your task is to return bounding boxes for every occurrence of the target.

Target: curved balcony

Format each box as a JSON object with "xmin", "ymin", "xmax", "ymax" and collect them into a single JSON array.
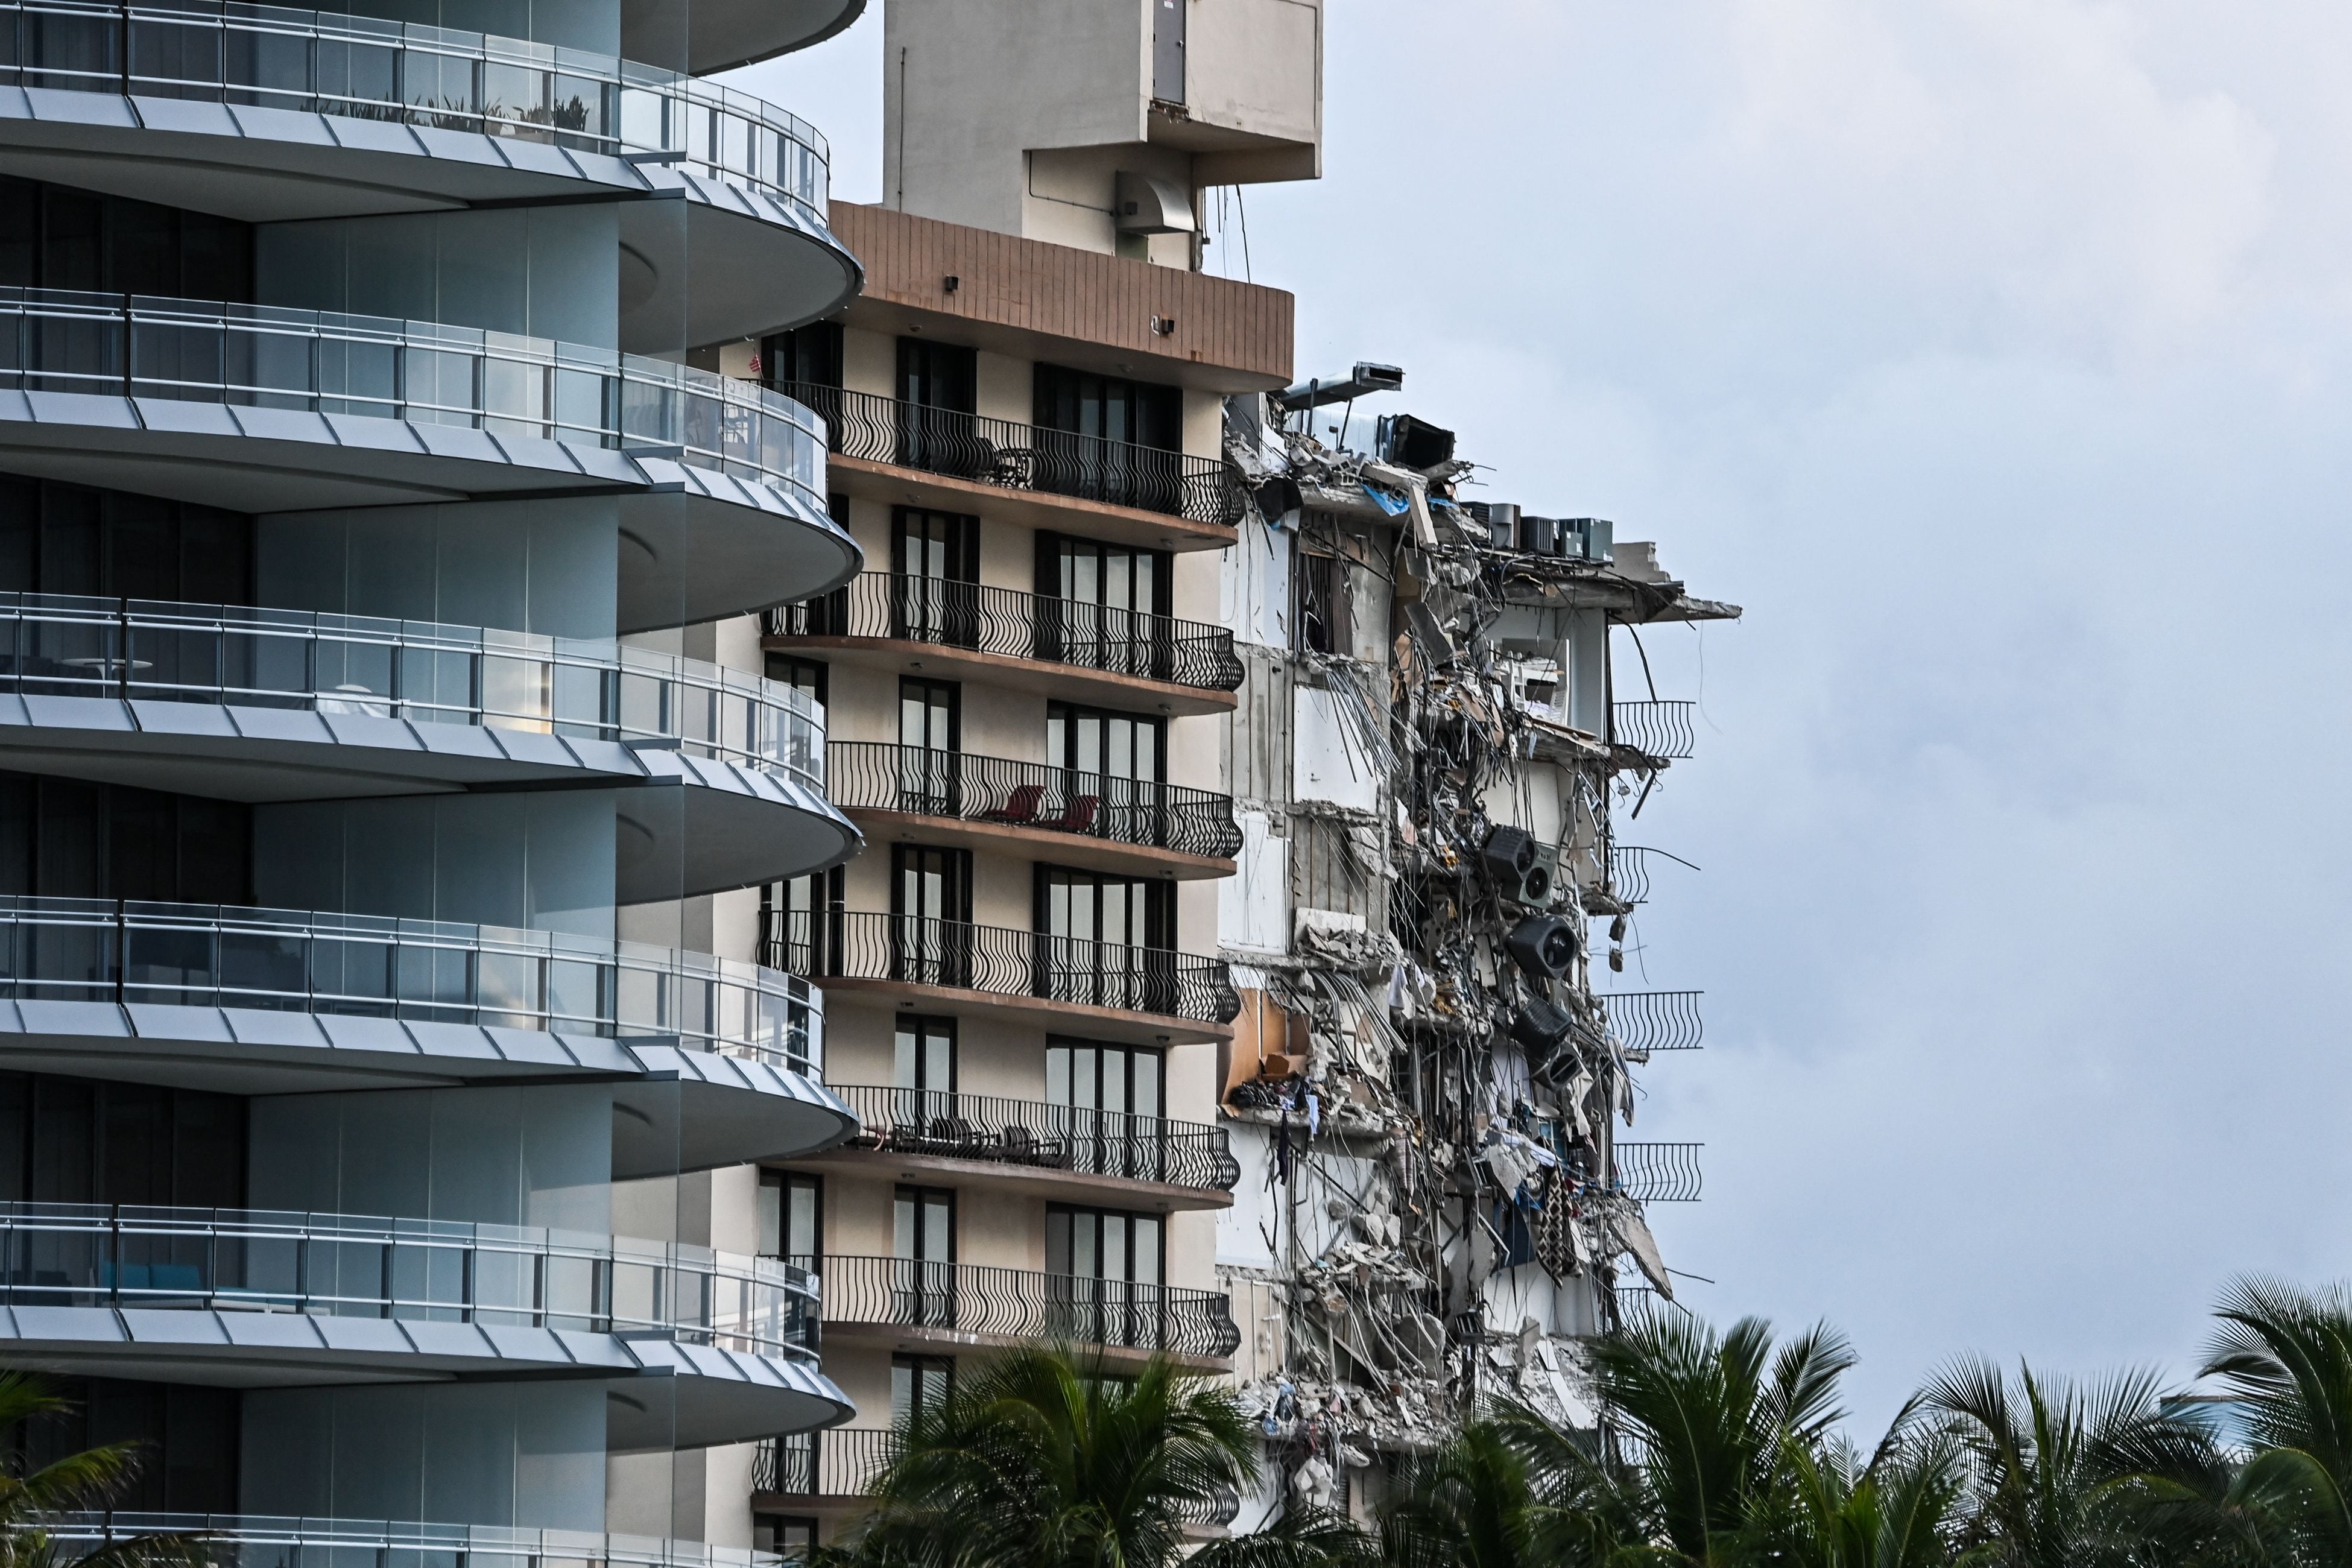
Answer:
[
  {"xmin": 625, "ymin": 0, "xmax": 864, "ymax": 76},
  {"xmin": 827, "ymin": 742, "xmax": 1239, "ymax": 880},
  {"xmin": 0, "ymin": 1202, "xmax": 851, "ymax": 1441},
  {"xmin": 798, "ymin": 1085, "xmax": 1238, "ymax": 1213},
  {"xmin": 814, "ymin": 1254, "xmax": 1238, "ymax": 1370},
  {"xmin": 754, "ymin": 1424, "xmax": 893, "ymax": 1507},
  {"xmin": 1599, "ymin": 990, "xmax": 1704, "ymax": 1058},
  {"xmin": 1611, "ymin": 700, "xmax": 1697, "ymax": 761},
  {"xmin": 0, "ymin": 895, "xmax": 855, "ymax": 1172},
  {"xmin": 765, "ymin": 575, "xmax": 1242, "ymax": 717},
  {"xmin": 772, "ymin": 911, "xmax": 1239, "ymax": 1047},
  {"xmin": 1609, "ymin": 1141, "xmax": 1703, "ymax": 1203},
  {"xmin": 0, "ymin": 1, "xmax": 859, "ymax": 341},
  {"xmin": 48, "ymin": 1514, "xmax": 802, "ymax": 1568},
  {"xmin": 782, "ymin": 382, "xmax": 1244, "ymax": 550},
  {"xmin": 0, "ymin": 289, "xmax": 859, "ymax": 630}
]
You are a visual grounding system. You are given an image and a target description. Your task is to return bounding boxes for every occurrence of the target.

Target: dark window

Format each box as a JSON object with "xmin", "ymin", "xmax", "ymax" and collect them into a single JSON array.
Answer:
[
  {"xmin": 1295, "ymin": 551, "xmax": 1345, "ymax": 657},
  {"xmin": 765, "ymin": 654, "xmax": 827, "ymax": 709},
  {"xmin": 893, "ymin": 1185, "xmax": 953, "ymax": 1262},
  {"xmin": 0, "ymin": 175, "xmax": 254, "ymax": 299},
  {"xmin": 758, "ymin": 1169, "xmax": 823, "ymax": 1271},
  {"xmin": 1048, "ymin": 1040, "xmax": 1163, "ymax": 1120},
  {"xmin": 751, "ymin": 1517, "xmax": 817, "ymax": 1559},
  {"xmin": 899, "ymin": 678, "xmax": 958, "ymax": 751},
  {"xmin": 893, "ymin": 508, "xmax": 979, "ymax": 584},
  {"xmin": 760, "ymin": 865, "xmax": 843, "ymax": 973},
  {"xmin": 890, "ymin": 1355, "xmax": 953, "ymax": 1424},
  {"xmin": 1046, "ymin": 1203, "xmax": 1163, "ymax": 1285},
  {"xmin": 1038, "ymin": 865, "xmax": 1171, "ymax": 950},
  {"xmin": 0, "ymin": 774, "xmax": 251, "ymax": 903},
  {"xmin": 893, "ymin": 845, "xmax": 970, "ymax": 925},
  {"xmin": 0, "ymin": 1070, "xmax": 246, "ymax": 1207},
  {"xmin": 894, "ymin": 1015, "xmax": 955, "ymax": 1093},
  {"xmin": 19, "ymin": 1379, "xmax": 239, "ymax": 1513},
  {"xmin": 1033, "ymin": 364, "xmax": 1181, "ymax": 453},
  {"xmin": 1047, "ymin": 703, "xmax": 1162, "ymax": 783},
  {"xmin": 1040, "ymin": 534, "xmax": 1169, "ymax": 616},
  {"xmin": 896, "ymin": 338, "xmax": 974, "ymax": 414},
  {"xmin": 760, "ymin": 321, "xmax": 843, "ymax": 392},
  {"xmin": 0, "ymin": 477, "xmax": 254, "ymax": 604}
]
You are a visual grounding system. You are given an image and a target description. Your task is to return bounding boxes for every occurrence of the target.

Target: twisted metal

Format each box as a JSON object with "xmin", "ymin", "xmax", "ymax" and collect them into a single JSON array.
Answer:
[
  {"xmin": 1611, "ymin": 700, "xmax": 1696, "ymax": 760},
  {"xmin": 827, "ymin": 742, "xmax": 1241, "ymax": 860},
  {"xmin": 1611, "ymin": 1142, "xmax": 1703, "ymax": 1203},
  {"xmin": 765, "ymin": 574, "xmax": 1244, "ymax": 694},
  {"xmin": 779, "ymin": 382, "xmax": 1243, "ymax": 527},
  {"xmin": 817, "ymin": 1254, "xmax": 1240, "ymax": 1361},
  {"xmin": 768, "ymin": 911, "xmax": 1241, "ymax": 1028},
  {"xmin": 828, "ymin": 1084, "xmax": 1240, "ymax": 1193},
  {"xmin": 0, "ymin": 1201, "xmax": 820, "ymax": 1359},
  {"xmin": 1598, "ymin": 990, "xmax": 1704, "ymax": 1055}
]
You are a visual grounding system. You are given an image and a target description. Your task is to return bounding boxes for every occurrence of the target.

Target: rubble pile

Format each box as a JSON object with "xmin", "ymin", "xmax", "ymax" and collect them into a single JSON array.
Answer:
[{"xmin": 1213, "ymin": 379, "xmax": 1739, "ymax": 1522}]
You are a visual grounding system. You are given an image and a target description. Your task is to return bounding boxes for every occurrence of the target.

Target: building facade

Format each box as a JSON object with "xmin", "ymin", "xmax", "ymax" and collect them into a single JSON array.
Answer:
[{"xmin": 0, "ymin": 0, "xmax": 870, "ymax": 1557}]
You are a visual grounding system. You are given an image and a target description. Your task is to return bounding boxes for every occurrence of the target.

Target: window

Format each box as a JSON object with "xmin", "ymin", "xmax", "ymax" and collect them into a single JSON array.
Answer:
[
  {"xmin": 1049, "ymin": 1040, "xmax": 1163, "ymax": 1120},
  {"xmin": 760, "ymin": 321, "xmax": 842, "ymax": 392},
  {"xmin": 891, "ymin": 1355, "xmax": 953, "ymax": 1426},
  {"xmin": 757, "ymin": 1169, "xmax": 822, "ymax": 1271},
  {"xmin": 891, "ymin": 508, "xmax": 981, "ymax": 646},
  {"xmin": 1048, "ymin": 703, "xmax": 1162, "ymax": 783},
  {"xmin": 895, "ymin": 338, "xmax": 979, "ymax": 477},
  {"xmin": 0, "ymin": 175, "xmax": 253, "ymax": 300},
  {"xmin": 1033, "ymin": 364, "xmax": 1180, "ymax": 453},
  {"xmin": 22, "ymin": 1379, "xmax": 239, "ymax": 1513},
  {"xmin": 0, "ymin": 478, "xmax": 253, "ymax": 605},
  {"xmin": 0, "ymin": 1072, "xmax": 245, "ymax": 1207},
  {"xmin": 752, "ymin": 1516, "xmax": 817, "ymax": 1560},
  {"xmin": 893, "ymin": 846, "xmax": 972, "ymax": 987},
  {"xmin": 766, "ymin": 654, "xmax": 827, "ymax": 710},
  {"xmin": 894, "ymin": 1016, "xmax": 956, "ymax": 1094},
  {"xmin": 761, "ymin": 865, "xmax": 843, "ymax": 974},
  {"xmin": 1039, "ymin": 865, "xmax": 1171, "ymax": 949},
  {"xmin": 897, "ymin": 338, "xmax": 975, "ymax": 414},
  {"xmin": 1295, "ymin": 550, "xmax": 1347, "ymax": 657},
  {"xmin": 1046, "ymin": 1204, "xmax": 1163, "ymax": 1286},
  {"xmin": 893, "ymin": 1184, "xmax": 956, "ymax": 1330},
  {"xmin": 0, "ymin": 774, "xmax": 251, "ymax": 906},
  {"xmin": 1043, "ymin": 534, "xmax": 1168, "ymax": 616}
]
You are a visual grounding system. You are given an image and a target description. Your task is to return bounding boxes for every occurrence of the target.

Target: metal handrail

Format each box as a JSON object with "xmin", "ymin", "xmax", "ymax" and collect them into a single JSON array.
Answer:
[
  {"xmin": 1598, "ymin": 990, "xmax": 1703, "ymax": 1054},
  {"xmin": 0, "ymin": 288, "xmax": 826, "ymax": 510},
  {"xmin": 777, "ymin": 381, "xmax": 1242, "ymax": 528},
  {"xmin": 0, "ymin": 894, "xmax": 823, "ymax": 1075},
  {"xmin": 1611, "ymin": 1142, "xmax": 1702, "ymax": 1203},
  {"xmin": 0, "ymin": 0, "xmax": 829, "ymax": 217},
  {"xmin": 763, "ymin": 574, "xmax": 1244, "ymax": 694},
  {"xmin": 814, "ymin": 1254, "xmax": 1240, "ymax": 1361},
  {"xmin": 0, "ymin": 1201, "xmax": 820, "ymax": 1359},
  {"xmin": 753, "ymin": 1426, "xmax": 897, "ymax": 1497},
  {"xmin": 44, "ymin": 1514, "xmax": 791, "ymax": 1568},
  {"xmin": 1610, "ymin": 700, "xmax": 1696, "ymax": 760},
  {"xmin": 0, "ymin": 592, "xmax": 824, "ymax": 788},
  {"xmin": 764, "ymin": 911, "xmax": 1240, "ymax": 1028},
  {"xmin": 827, "ymin": 1084, "xmax": 1240, "ymax": 1193},
  {"xmin": 826, "ymin": 742, "xmax": 1239, "ymax": 859}
]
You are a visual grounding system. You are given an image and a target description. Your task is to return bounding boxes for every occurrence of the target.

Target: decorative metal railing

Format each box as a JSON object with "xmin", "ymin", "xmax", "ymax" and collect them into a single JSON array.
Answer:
[
  {"xmin": 1611, "ymin": 1142, "xmax": 1703, "ymax": 1203},
  {"xmin": 814, "ymin": 1254, "xmax": 1239, "ymax": 1361},
  {"xmin": 0, "ymin": 288, "xmax": 826, "ymax": 509},
  {"xmin": 0, "ymin": 1202, "xmax": 820, "ymax": 1359},
  {"xmin": 0, "ymin": 0, "xmax": 829, "ymax": 218},
  {"xmin": 43, "ymin": 1514, "xmax": 792, "ymax": 1568},
  {"xmin": 766, "ymin": 911, "xmax": 1239, "ymax": 1028},
  {"xmin": 827, "ymin": 1084, "xmax": 1239, "ymax": 1193},
  {"xmin": 1598, "ymin": 990, "xmax": 1703, "ymax": 1055},
  {"xmin": 826, "ymin": 742, "xmax": 1239, "ymax": 859},
  {"xmin": 1177, "ymin": 1488, "xmax": 1244, "ymax": 1528},
  {"xmin": 1610, "ymin": 700, "xmax": 1696, "ymax": 760},
  {"xmin": 776, "ymin": 382, "xmax": 1242, "ymax": 527},
  {"xmin": 753, "ymin": 1426, "xmax": 897, "ymax": 1498},
  {"xmin": 763, "ymin": 574, "xmax": 1244, "ymax": 694},
  {"xmin": 1608, "ymin": 846, "xmax": 1699, "ymax": 907},
  {"xmin": 0, "ymin": 593, "xmax": 824, "ymax": 788},
  {"xmin": 0, "ymin": 895, "xmax": 822, "ymax": 1075}
]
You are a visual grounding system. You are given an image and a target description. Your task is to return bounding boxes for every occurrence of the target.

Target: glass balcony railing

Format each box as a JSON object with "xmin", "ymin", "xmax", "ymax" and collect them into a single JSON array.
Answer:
[
  {"xmin": 0, "ymin": 894, "xmax": 823, "ymax": 1077},
  {"xmin": 0, "ymin": 592, "xmax": 826, "ymax": 789},
  {"xmin": 0, "ymin": 288, "xmax": 827, "ymax": 513},
  {"xmin": 43, "ymin": 1515, "xmax": 792, "ymax": 1568},
  {"xmin": 0, "ymin": 0, "xmax": 829, "ymax": 219},
  {"xmin": 0, "ymin": 1201, "xmax": 821, "ymax": 1359}
]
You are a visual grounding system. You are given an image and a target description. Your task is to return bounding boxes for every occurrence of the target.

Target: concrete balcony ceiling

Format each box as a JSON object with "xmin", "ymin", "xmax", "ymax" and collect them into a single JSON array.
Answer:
[
  {"xmin": 0, "ymin": 297, "xmax": 861, "ymax": 630},
  {"xmin": 0, "ymin": 41, "xmax": 861, "ymax": 346},
  {"xmin": 622, "ymin": 0, "xmax": 866, "ymax": 75},
  {"xmin": 0, "ymin": 1205, "xmax": 856, "ymax": 1445}
]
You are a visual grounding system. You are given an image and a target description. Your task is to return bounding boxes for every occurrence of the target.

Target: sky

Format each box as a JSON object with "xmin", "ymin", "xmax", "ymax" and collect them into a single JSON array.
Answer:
[{"xmin": 730, "ymin": 2, "xmax": 2352, "ymax": 1429}]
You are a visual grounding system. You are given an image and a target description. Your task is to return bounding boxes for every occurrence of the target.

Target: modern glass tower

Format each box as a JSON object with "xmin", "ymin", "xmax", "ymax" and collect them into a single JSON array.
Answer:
[{"xmin": 0, "ymin": 0, "xmax": 866, "ymax": 1556}]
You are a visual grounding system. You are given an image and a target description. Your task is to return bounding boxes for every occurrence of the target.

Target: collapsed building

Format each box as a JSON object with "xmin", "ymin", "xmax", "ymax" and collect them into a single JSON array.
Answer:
[{"xmin": 1210, "ymin": 369, "xmax": 1740, "ymax": 1523}]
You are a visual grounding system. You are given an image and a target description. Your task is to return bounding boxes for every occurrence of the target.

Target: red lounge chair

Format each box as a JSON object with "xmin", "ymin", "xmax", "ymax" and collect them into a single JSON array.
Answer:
[
  {"xmin": 1042, "ymin": 794, "xmax": 1098, "ymax": 833},
  {"xmin": 984, "ymin": 783, "xmax": 1043, "ymax": 824}
]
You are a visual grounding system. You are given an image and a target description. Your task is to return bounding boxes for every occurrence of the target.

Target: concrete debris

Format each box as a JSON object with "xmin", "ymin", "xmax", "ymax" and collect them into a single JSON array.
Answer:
[{"xmin": 1213, "ymin": 391, "xmax": 1737, "ymax": 1514}]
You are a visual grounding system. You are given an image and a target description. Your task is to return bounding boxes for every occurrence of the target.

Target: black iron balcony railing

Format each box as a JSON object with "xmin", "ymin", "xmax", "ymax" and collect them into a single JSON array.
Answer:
[
  {"xmin": 767, "ymin": 911, "xmax": 1240, "ymax": 1028},
  {"xmin": 0, "ymin": 894, "xmax": 823, "ymax": 1076},
  {"xmin": 1606, "ymin": 846, "xmax": 1699, "ymax": 907},
  {"xmin": 0, "ymin": 1201, "xmax": 821, "ymax": 1359},
  {"xmin": 1599, "ymin": 990, "xmax": 1704, "ymax": 1055},
  {"xmin": 764, "ymin": 574, "xmax": 1244, "ymax": 694},
  {"xmin": 0, "ymin": 0, "xmax": 830, "ymax": 218},
  {"xmin": 778, "ymin": 382, "xmax": 1243, "ymax": 528},
  {"xmin": 1611, "ymin": 700, "xmax": 1696, "ymax": 760},
  {"xmin": 815, "ymin": 1254, "xmax": 1241, "ymax": 1362},
  {"xmin": 44, "ymin": 1514, "xmax": 789, "ymax": 1568},
  {"xmin": 829, "ymin": 1084, "xmax": 1241, "ymax": 1193},
  {"xmin": 1611, "ymin": 1142, "xmax": 1703, "ymax": 1203},
  {"xmin": 753, "ymin": 1426, "xmax": 897, "ymax": 1498},
  {"xmin": 827, "ymin": 742, "xmax": 1241, "ymax": 860}
]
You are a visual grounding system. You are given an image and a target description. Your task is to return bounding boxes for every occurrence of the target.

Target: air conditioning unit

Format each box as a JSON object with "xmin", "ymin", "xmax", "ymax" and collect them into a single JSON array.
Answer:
[
  {"xmin": 1519, "ymin": 514, "xmax": 1559, "ymax": 556},
  {"xmin": 1563, "ymin": 517, "xmax": 1615, "ymax": 563},
  {"xmin": 1506, "ymin": 915, "xmax": 1577, "ymax": 978},
  {"xmin": 1376, "ymin": 413, "xmax": 1456, "ymax": 470}
]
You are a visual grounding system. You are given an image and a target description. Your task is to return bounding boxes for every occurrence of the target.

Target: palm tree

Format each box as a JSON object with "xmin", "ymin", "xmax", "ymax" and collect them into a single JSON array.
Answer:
[
  {"xmin": 0, "ymin": 1371, "xmax": 215, "ymax": 1568},
  {"xmin": 1763, "ymin": 1414, "xmax": 1968, "ymax": 1568},
  {"xmin": 2196, "ymin": 1274, "xmax": 2352, "ymax": 1566},
  {"xmin": 1920, "ymin": 1358, "xmax": 2223, "ymax": 1567},
  {"xmin": 836, "ymin": 1344, "xmax": 1370, "ymax": 1568}
]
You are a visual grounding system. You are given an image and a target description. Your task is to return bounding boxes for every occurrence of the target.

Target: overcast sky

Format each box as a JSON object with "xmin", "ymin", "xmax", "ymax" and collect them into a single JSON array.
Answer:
[{"xmin": 732, "ymin": 2, "xmax": 2352, "ymax": 1430}]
